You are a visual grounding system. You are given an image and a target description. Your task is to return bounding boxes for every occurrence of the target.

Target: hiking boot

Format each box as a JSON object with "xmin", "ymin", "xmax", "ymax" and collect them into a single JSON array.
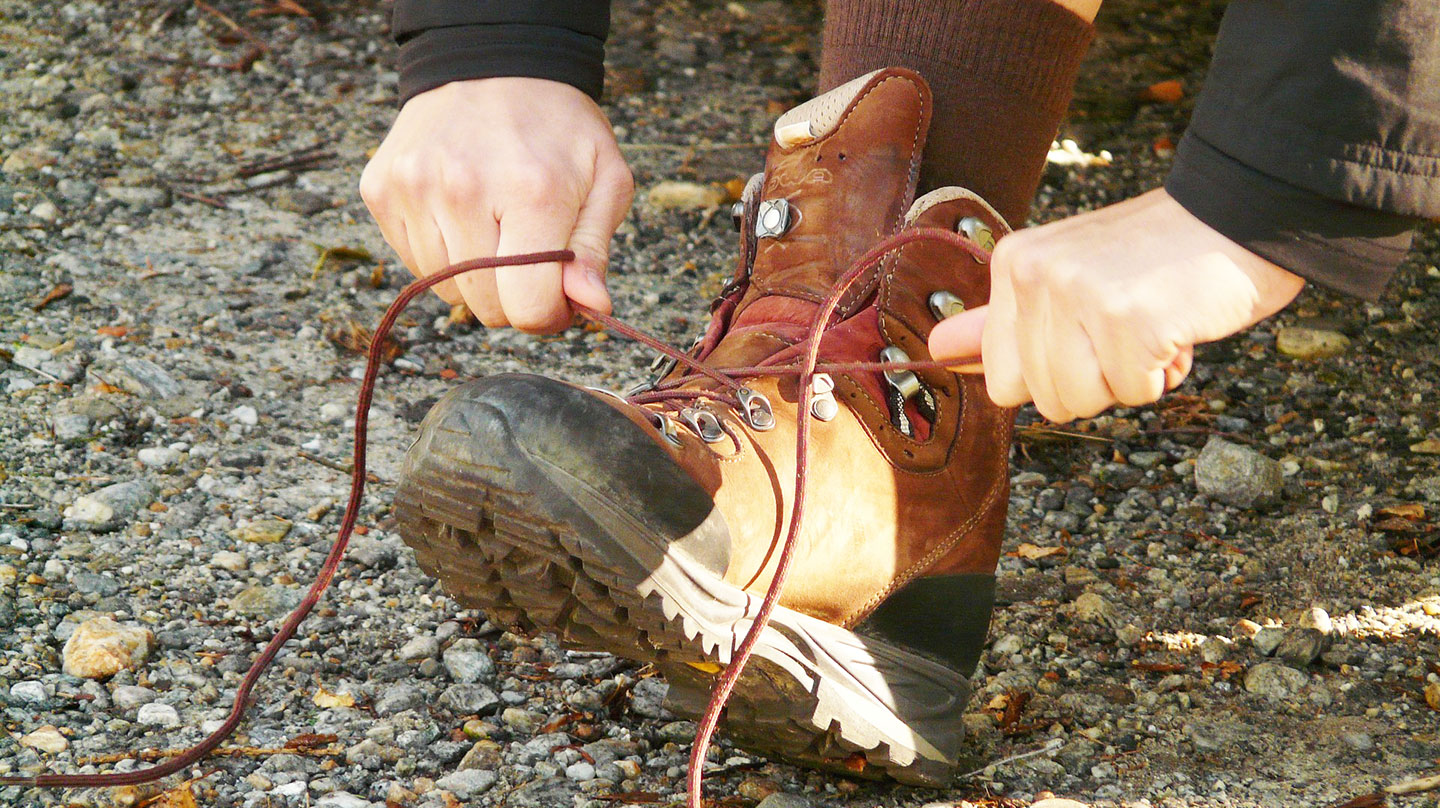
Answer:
[{"xmin": 393, "ymin": 67, "xmax": 1016, "ymax": 785}]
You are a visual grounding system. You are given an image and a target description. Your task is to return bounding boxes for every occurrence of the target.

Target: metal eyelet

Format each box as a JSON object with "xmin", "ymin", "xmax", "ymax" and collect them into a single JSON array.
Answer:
[
  {"xmin": 737, "ymin": 387, "xmax": 775, "ymax": 431},
  {"xmin": 809, "ymin": 373, "xmax": 838, "ymax": 422},
  {"xmin": 679, "ymin": 407, "xmax": 726, "ymax": 443},
  {"xmin": 957, "ymin": 216, "xmax": 995, "ymax": 254},
  {"xmin": 731, "ymin": 201, "xmax": 745, "ymax": 233},
  {"xmin": 646, "ymin": 411, "xmax": 683, "ymax": 446},
  {"xmin": 880, "ymin": 346, "xmax": 923, "ymax": 400},
  {"xmin": 927, "ymin": 290, "xmax": 966, "ymax": 321},
  {"xmin": 755, "ymin": 199, "xmax": 795, "ymax": 239}
]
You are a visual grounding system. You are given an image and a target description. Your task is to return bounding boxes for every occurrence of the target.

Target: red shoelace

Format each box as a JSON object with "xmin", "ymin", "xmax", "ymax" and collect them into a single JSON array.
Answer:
[{"xmin": 0, "ymin": 226, "xmax": 986, "ymax": 808}]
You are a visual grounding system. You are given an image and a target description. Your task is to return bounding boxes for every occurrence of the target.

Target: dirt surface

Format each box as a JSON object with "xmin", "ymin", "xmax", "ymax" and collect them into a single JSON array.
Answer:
[{"xmin": 2, "ymin": 1, "xmax": 1438, "ymax": 807}]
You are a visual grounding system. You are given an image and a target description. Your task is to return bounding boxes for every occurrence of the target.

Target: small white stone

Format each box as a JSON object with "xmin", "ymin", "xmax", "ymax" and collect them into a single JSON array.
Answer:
[
  {"xmin": 19, "ymin": 725, "xmax": 68, "ymax": 753},
  {"xmin": 228, "ymin": 405, "xmax": 259, "ymax": 426},
  {"xmin": 319, "ymin": 401, "xmax": 347, "ymax": 423},
  {"xmin": 211, "ymin": 550, "xmax": 249, "ymax": 572},
  {"xmin": 9, "ymin": 681, "xmax": 48, "ymax": 704},
  {"xmin": 136, "ymin": 702, "xmax": 180, "ymax": 727},
  {"xmin": 138, "ymin": 447, "xmax": 183, "ymax": 468}
]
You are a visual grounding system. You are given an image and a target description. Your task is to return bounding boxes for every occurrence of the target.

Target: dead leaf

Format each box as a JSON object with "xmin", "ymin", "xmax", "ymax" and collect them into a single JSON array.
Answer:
[
  {"xmin": 1327, "ymin": 793, "xmax": 1386, "ymax": 808},
  {"xmin": 1380, "ymin": 504, "xmax": 1428, "ymax": 520},
  {"xmin": 327, "ymin": 319, "xmax": 403, "ymax": 363},
  {"xmin": 144, "ymin": 784, "xmax": 199, "ymax": 808},
  {"xmin": 33, "ymin": 283, "xmax": 73, "ymax": 311},
  {"xmin": 248, "ymin": 0, "xmax": 310, "ymax": 16},
  {"xmin": 312, "ymin": 686, "xmax": 355, "ymax": 709},
  {"xmin": 1140, "ymin": 79, "xmax": 1185, "ymax": 103},
  {"xmin": 284, "ymin": 732, "xmax": 339, "ymax": 750},
  {"xmin": 1013, "ymin": 542, "xmax": 1067, "ymax": 560},
  {"xmin": 598, "ymin": 793, "xmax": 662, "ymax": 804},
  {"xmin": 97, "ymin": 325, "xmax": 129, "ymax": 338}
]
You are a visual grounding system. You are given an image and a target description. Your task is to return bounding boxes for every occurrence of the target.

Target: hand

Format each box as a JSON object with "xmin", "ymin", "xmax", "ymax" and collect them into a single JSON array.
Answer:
[
  {"xmin": 929, "ymin": 188, "xmax": 1305, "ymax": 423},
  {"xmin": 360, "ymin": 77, "xmax": 634, "ymax": 332}
]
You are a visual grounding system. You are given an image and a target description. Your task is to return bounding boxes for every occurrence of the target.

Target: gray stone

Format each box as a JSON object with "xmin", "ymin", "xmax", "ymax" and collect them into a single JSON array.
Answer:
[
  {"xmin": 51, "ymin": 413, "xmax": 93, "ymax": 442},
  {"xmin": 1243, "ymin": 662, "xmax": 1308, "ymax": 700},
  {"xmin": 629, "ymin": 677, "xmax": 671, "ymax": 719},
  {"xmin": 397, "ymin": 635, "xmax": 438, "ymax": 661},
  {"xmin": 435, "ymin": 768, "xmax": 496, "ymax": 800},
  {"xmin": 64, "ymin": 479, "xmax": 157, "ymax": 531},
  {"xmin": 374, "ymin": 684, "xmax": 426, "ymax": 716},
  {"xmin": 756, "ymin": 795, "xmax": 813, "ymax": 808},
  {"xmin": 564, "ymin": 760, "xmax": 595, "ymax": 781},
  {"xmin": 112, "ymin": 685, "xmax": 158, "ymax": 710},
  {"xmin": 110, "ymin": 358, "xmax": 184, "ymax": 399},
  {"xmin": 138, "ymin": 447, "xmax": 183, "ymax": 468},
  {"xmin": 1341, "ymin": 732, "xmax": 1374, "ymax": 751},
  {"xmin": 71, "ymin": 571, "xmax": 121, "ymax": 596},
  {"xmin": 506, "ymin": 778, "xmax": 578, "ymax": 808},
  {"xmin": 439, "ymin": 684, "xmax": 499, "ymax": 715},
  {"xmin": 315, "ymin": 793, "xmax": 372, "ymax": 808},
  {"xmin": 1276, "ymin": 628, "xmax": 1329, "ymax": 667},
  {"xmin": 10, "ymin": 681, "xmax": 48, "ymax": 704},
  {"xmin": 230, "ymin": 585, "xmax": 301, "ymax": 618},
  {"xmin": 104, "ymin": 186, "xmax": 171, "ymax": 208},
  {"xmin": 136, "ymin": 702, "xmax": 180, "ymax": 727},
  {"xmin": 443, "ymin": 639, "xmax": 495, "ymax": 683},
  {"xmin": 1252, "ymin": 626, "xmax": 1286, "ymax": 657},
  {"xmin": 347, "ymin": 538, "xmax": 398, "ymax": 570},
  {"xmin": 501, "ymin": 707, "xmax": 541, "ymax": 734},
  {"xmin": 12, "ymin": 345, "xmax": 52, "ymax": 370},
  {"xmin": 1195, "ymin": 438, "xmax": 1282, "ymax": 508}
]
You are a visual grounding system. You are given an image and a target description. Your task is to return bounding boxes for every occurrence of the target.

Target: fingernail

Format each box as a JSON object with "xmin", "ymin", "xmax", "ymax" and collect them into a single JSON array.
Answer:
[{"xmin": 948, "ymin": 361, "xmax": 985, "ymax": 374}]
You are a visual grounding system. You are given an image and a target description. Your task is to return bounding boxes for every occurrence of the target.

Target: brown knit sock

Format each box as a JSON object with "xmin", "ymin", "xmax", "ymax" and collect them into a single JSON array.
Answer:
[{"xmin": 820, "ymin": 0, "xmax": 1094, "ymax": 227}]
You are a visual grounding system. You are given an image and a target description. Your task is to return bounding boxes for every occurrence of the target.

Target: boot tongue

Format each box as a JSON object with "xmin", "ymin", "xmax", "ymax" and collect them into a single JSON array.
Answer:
[{"xmin": 707, "ymin": 68, "xmax": 933, "ymax": 368}]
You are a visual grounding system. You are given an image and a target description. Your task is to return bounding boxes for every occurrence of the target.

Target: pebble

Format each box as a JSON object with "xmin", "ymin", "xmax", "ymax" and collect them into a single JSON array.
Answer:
[
  {"xmin": 375, "ymin": 684, "xmax": 427, "ymax": 716},
  {"xmin": 756, "ymin": 794, "xmax": 813, "ymax": 808},
  {"xmin": 316, "ymin": 793, "xmax": 372, "ymax": 808},
  {"xmin": 1200, "ymin": 636, "xmax": 1231, "ymax": 664},
  {"xmin": 1030, "ymin": 800, "xmax": 1091, "ymax": 808},
  {"xmin": 109, "ymin": 358, "xmax": 184, "ymax": 399},
  {"xmin": 1194, "ymin": 437, "xmax": 1282, "ymax": 509},
  {"xmin": 1252, "ymin": 626, "xmax": 1286, "ymax": 657},
  {"xmin": 230, "ymin": 585, "xmax": 301, "ymax": 618},
  {"xmin": 104, "ymin": 185, "xmax": 172, "ymax": 208},
  {"xmin": 1298, "ymin": 606, "xmax": 1334, "ymax": 635},
  {"xmin": 232, "ymin": 518, "xmax": 292, "ymax": 543},
  {"xmin": 645, "ymin": 180, "xmax": 725, "ymax": 211},
  {"xmin": 506, "ymin": 778, "xmax": 579, "ymax": 808},
  {"xmin": 138, "ymin": 446, "xmax": 183, "ymax": 468},
  {"xmin": 439, "ymin": 684, "xmax": 500, "ymax": 715},
  {"xmin": 1276, "ymin": 326, "xmax": 1350, "ymax": 359},
  {"xmin": 442, "ymin": 639, "xmax": 496, "ymax": 683},
  {"xmin": 19, "ymin": 725, "xmax": 68, "ymax": 754},
  {"xmin": 113, "ymin": 685, "xmax": 158, "ymax": 710},
  {"xmin": 1276, "ymin": 628, "xmax": 1329, "ymax": 666},
  {"xmin": 1341, "ymin": 732, "xmax": 1374, "ymax": 751},
  {"xmin": 1243, "ymin": 662, "xmax": 1308, "ymax": 700},
  {"xmin": 211, "ymin": 550, "xmax": 249, "ymax": 571},
  {"xmin": 63, "ymin": 479, "xmax": 158, "ymax": 530},
  {"xmin": 62, "ymin": 617, "xmax": 155, "ymax": 679},
  {"xmin": 10, "ymin": 681, "xmax": 47, "ymax": 704},
  {"xmin": 434, "ymin": 769, "xmax": 496, "ymax": 800},
  {"xmin": 136, "ymin": 702, "xmax": 181, "ymax": 727},
  {"xmin": 501, "ymin": 707, "xmax": 542, "ymax": 734},
  {"xmin": 629, "ymin": 677, "xmax": 671, "ymax": 719},
  {"xmin": 1069, "ymin": 592, "xmax": 1113, "ymax": 625},
  {"xmin": 398, "ymin": 635, "xmax": 439, "ymax": 661},
  {"xmin": 564, "ymin": 760, "xmax": 596, "ymax": 781}
]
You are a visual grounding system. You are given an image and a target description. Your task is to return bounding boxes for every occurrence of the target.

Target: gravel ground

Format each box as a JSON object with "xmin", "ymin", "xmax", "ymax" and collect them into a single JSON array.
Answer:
[{"xmin": 3, "ymin": 1, "xmax": 1439, "ymax": 807}]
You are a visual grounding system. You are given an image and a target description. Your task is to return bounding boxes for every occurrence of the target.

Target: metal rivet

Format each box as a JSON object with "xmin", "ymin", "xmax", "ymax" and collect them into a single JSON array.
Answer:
[
  {"xmin": 755, "ymin": 199, "xmax": 794, "ymax": 239},
  {"xmin": 737, "ymin": 387, "xmax": 775, "ymax": 431},
  {"xmin": 680, "ymin": 407, "xmax": 726, "ymax": 444},
  {"xmin": 957, "ymin": 216, "xmax": 995, "ymax": 251},
  {"xmin": 880, "ymin": 346, "xmax": 922, "ymax": 400},
  {"xmin": 809, "ymin": 373, "xmax": 838, "ymax": 422},
  {"xmin": 927, "ymin": 290, "xmax": 966, "ymax": 321}
]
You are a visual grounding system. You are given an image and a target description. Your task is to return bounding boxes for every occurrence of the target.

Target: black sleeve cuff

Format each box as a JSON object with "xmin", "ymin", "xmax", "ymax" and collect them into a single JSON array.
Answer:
[
  {"xmin": 397, "ymin": 23, "xmax": 606, "ymax": 105},
  {"xmin": 1166, "ymin": 134, "xmax": 1421, "ymax": 301}
]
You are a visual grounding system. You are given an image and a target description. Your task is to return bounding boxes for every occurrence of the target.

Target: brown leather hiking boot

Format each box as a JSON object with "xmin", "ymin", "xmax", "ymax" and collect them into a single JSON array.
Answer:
[{"xmin": 393, "ymin": 68, "xmax": 1016, "ymax": 785}]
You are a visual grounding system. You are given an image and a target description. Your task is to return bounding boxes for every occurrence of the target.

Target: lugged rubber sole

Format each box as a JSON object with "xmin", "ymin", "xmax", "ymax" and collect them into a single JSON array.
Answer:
[{"xmin": 392, "ymin": 379, "xmax": 973, "ymax": 786}]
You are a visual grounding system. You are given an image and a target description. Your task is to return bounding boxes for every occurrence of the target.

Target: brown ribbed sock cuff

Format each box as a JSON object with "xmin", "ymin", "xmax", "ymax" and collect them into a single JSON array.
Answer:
[{"xmin": 820, "ymin": 0, "xmax": 1094, "ymax": 226}]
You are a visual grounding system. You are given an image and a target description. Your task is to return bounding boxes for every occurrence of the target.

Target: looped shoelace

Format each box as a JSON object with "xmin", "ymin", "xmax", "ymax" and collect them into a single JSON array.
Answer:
[{"xmin": 0, "ymin": 226, "xmax": 987, "ymax": 808}]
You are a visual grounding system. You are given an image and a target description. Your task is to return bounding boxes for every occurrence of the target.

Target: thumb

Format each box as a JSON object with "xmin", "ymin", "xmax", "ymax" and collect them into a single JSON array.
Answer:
[
  {"xmin": 562, "ymin": 161, "xmax": 633, "ymax": 316},
  {"xmin": 929, "ymin": 305, "xmax": 988, "ymax": 368}
]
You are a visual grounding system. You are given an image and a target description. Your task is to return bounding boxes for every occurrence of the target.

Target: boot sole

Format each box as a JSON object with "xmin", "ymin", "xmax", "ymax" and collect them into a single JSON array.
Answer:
[{"xmin": 392, "ymin": 383, "xmax": 973, "ymax": 786}]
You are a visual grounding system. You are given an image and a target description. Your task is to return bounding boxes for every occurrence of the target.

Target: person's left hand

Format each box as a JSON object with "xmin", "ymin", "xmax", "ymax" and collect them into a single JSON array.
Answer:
[{"xmin": 929, "ymin": 188, "xmax": 1306, "ymax": 423}]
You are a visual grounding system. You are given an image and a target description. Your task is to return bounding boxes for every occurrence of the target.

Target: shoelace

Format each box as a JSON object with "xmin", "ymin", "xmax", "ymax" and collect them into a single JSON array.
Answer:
[{"xmin": 0, "ymin": 226, "xmax": 986, "ymax": 808}]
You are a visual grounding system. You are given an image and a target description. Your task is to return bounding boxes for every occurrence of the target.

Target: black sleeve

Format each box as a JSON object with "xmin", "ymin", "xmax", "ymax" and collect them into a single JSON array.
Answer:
[
  {"xmin": 1164, "ymin": 1, "xmax": 1439, "ymax": 300},
  {"xmin": 392, "ymin": 1, "xmax": 612, "ymax": 105}
]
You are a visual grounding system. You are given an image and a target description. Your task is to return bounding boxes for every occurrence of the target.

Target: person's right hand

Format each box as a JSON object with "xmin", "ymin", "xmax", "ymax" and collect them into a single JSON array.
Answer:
[{"xmin": 360, "ymin": 77, "xmax": 634, "ymax": 332}]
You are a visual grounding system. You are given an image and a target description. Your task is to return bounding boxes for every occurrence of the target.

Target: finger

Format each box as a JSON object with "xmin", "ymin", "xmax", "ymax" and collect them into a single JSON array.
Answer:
[
  {"xmin": 1165, "ymin": 347, "xmax": 1193, "ymax": 391},
  {"xmin": 928, "ymin": 306, "xmax": 986, "ymax": 362},
  {"xmin": 435, "ymin": 213, "xmax": 505, "ymax": 326},
  {"xmin": 562, "ymin": 158, "xmax": 633, "ymax": 315},
  {"xmin": 405, "ymin": 215, "xmax": 475, "ymax": 308},
  {"xmin": 494, "ymin": 202, "xmax": 579, "ymax": 334},
  {"xmin": 1047, "ymin": 316, "xmax": 1115, "ymax": 420},
  {"xmin": 1086, "ymin": 311, "xmax": 1167, "ymax": 407},
  {"xmin": 979, "ymin": 253, "xmax": 1031, "ymax": 408},
  {"xmin": 1014, "ymin": 301, "xmax": 1074, "ymax": 423}
]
